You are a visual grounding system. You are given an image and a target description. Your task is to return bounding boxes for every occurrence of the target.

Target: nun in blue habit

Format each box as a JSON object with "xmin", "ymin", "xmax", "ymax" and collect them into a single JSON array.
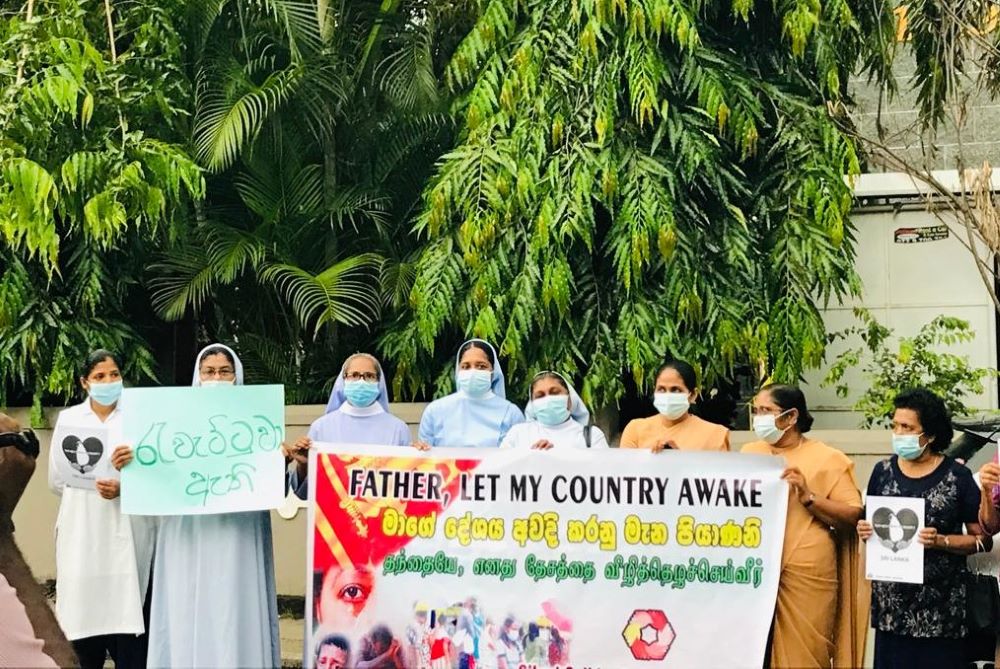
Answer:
[
  {"xmin": 146, "ymin": 343, "xmax": 280, "ymax": 669},
  {"xmin": 287, "ymin": 353, "xmax": 411, "ymax": 499},
  {"xmin": 416, "ymin": 339, "xmax": 524, "ymax": 448}
]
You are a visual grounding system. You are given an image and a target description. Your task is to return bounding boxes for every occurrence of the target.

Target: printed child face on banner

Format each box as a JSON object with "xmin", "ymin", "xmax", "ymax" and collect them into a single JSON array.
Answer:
[
  {"xmin": 315, "ymin": 636, "xmax": 350, "ymax": 669},
  {"xmin": 316, "ymin": 566, "xmax": 376, "ymax": 631}
]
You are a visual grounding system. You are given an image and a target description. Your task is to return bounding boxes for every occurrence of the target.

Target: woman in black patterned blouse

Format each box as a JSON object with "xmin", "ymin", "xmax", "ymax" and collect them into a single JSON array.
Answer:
[{"xmin": 857, "ymin": 388, "xmax": 989, "ymax": 669}]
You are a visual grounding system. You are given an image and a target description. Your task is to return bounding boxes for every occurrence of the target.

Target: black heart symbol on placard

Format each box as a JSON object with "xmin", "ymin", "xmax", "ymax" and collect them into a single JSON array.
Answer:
[
  {"xmin": 871, "ymin": 507, "xmax": 920, "ymax": 553},
  {"xmin": 61, "ymin": 435, "xmax": 104, "ymax": 474}
]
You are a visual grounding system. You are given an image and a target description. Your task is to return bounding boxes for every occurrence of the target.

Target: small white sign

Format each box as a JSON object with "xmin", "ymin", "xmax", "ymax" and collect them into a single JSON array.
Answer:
[
  {"xmin": 866, "ymin": 495, "xmax": 925, "ymax": 584},
  {"xmin": 51, "ymin": 424, "xmax": 115, "ymax": 490}
]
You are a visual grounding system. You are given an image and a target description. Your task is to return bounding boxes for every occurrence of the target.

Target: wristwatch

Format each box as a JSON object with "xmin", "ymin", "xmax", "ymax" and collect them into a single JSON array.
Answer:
[{"xmin": 803, "ymin": 493, "xmax": 816, "ymax": 508}]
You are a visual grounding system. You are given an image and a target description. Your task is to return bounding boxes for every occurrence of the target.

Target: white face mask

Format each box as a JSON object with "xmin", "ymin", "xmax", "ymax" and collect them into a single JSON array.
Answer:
[
  {"xmin": 752, "ymin": 411, "xmax": 791, "ymax": 444},
  {"xmin": 201, "ymin": 380, "xmax": 235, "ymax": 387},
  {"xmin": 653, "ymin": 392, "xmax": 690, "ymax": 420}
]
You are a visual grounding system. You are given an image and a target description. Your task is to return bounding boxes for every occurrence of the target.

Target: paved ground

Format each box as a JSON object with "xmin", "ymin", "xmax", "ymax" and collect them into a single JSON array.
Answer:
[{"xmin": 280, "ymin": 615, "xmax": 306, "ymax": 669}]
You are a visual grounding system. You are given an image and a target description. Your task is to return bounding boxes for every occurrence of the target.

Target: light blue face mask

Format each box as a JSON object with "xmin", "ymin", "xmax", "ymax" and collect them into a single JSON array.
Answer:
[
  {"xmin": 457, "ymin": 369, "xmax": 492, "ymax": 398},
  {"xmin": 344, "ymin": 380, "xmax": 380, "ymax": 407},
  {"xmin": 892, "ymin": 433, "xmax": 925, "ymax": 461},
  {"xmin": 532, "ymin": 394, "xmax": 571, "ymax": 426},
  {"xmin": 653, "ymin": 392, "xmax": 690, "ymax": 420},
  {"xmin": 88, "ymin": 380, "xmax": 123, "ymax": 407}
]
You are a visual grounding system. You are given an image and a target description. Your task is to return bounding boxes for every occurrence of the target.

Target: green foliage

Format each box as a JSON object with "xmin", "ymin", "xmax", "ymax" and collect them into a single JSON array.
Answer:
[
  {"xmin": 383, "ymin": 0, "xmax": 896, "ymax": 406},
  {"xmin": 822, "ymin": 308, "xmax": 994, "ymax": 427},
  {"xmin": 0, "ymin": 0, "xmax": 203, "ymax": 416},
  {"xmin": 149, "ymin": 0, "xmax": 472, "ymax": 400}
]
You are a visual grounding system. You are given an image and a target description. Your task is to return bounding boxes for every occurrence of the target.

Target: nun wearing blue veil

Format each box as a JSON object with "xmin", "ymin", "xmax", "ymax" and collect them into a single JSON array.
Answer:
[
  {"xmin": 416, "ymin": 339, "xmax": 524, "ymax": 448},
  {"xmin": 146, "ymin": 343, "xmax": 280, "ymax": 669},
  {"xmin": 286, "ymin": 353, "xmax": 411, "ymax": 499}
]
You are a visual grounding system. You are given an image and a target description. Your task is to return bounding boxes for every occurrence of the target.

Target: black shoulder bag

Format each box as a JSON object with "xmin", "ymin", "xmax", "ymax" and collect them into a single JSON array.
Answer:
[{"xmin": 967, "ymin": 538, "xmax": 1000, "ymax": 635}]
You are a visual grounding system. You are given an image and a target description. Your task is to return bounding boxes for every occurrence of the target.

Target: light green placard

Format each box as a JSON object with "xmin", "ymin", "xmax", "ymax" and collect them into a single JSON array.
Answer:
[{"xmin": 121, "ymin": 384, "xmax": 285, "ymax": 515}]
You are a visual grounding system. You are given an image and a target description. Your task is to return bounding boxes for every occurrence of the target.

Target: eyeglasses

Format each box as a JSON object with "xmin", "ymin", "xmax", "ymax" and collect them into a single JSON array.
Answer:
[
  {"xmin": 201, "ymin": 367, "xmax": 235, "ymax": 379},
  {"xmin": 345, "ymin": 371, "xmax": 378, "ymax": 382}
]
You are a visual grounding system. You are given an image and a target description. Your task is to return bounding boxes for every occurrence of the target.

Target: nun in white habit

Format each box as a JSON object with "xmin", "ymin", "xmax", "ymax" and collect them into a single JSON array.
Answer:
[
  {"xmin": 500, "ymin": 371, "xmax": 609, "ymax": 450},
  {"xmin": 145, "ymin": 344, "xmax": 280, "ymax": 668}
]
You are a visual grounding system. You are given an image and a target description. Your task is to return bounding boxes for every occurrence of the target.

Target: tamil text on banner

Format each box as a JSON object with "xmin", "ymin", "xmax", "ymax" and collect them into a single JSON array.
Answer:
[
  {"xmin": 306, "ymin": 445, "xmax": 788, "ymax": 669},
  {"xmin": 121, "ymin": 385, "xmax": 285, "ymax": 515}
]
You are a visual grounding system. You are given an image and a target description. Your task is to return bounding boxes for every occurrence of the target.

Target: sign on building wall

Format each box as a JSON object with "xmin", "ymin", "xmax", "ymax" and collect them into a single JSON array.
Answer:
[{"xmin": 893, "ymin": 225, "xmax": 949, "ymax": 244}]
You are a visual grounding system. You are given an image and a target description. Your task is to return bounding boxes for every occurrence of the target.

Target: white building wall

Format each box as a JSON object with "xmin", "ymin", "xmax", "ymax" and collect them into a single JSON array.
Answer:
[{"xmin": 802, "ymin": 202, "xmax": 998, "ymax": 428}]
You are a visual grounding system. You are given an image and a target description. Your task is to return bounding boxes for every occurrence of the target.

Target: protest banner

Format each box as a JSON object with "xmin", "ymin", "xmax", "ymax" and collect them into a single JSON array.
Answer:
[
  {"xmin": 50, "ymin": 423, "xmax": 113, "ymax": 490},
  {"xmin": 120, "ymin": 385, "xmax": 285, "ymax": 515},
  {"xmin": 305, "ymin": 445, "xmax": 788, "ymax": 669},
  {"xmin": 865, "ymin": 495, "xmax": 925, "ymax": 584}
]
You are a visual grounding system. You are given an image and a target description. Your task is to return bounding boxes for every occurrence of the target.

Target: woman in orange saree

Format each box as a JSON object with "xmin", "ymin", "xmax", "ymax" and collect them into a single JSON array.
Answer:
[
  {"xmin": 742, "ymin": 385, "xmax": 869, "ymax": 668},
  {"xmin": 620, "ymin": 360, "xmax": 729, "ymax": 452}
]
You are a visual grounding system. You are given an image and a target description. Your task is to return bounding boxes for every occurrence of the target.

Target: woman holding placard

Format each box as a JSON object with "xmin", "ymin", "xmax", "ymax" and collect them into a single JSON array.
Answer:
[
  {"xmin": 116, "ymin": 344, "xmax": 281, "ymax": 668},
  {"xmin": 414, "ymin": 339, "xmax": 524, "ymax": 449},
  {"xmin": 285, "ymin": 352, "xmax": 411, "ymax": 499},
  {"xmin": 857, "ymin": 388, "xmax": 986, "ymax": 669},
  {"xmin": 49, "ymin": 349, "xmax": 155, "ymax": 669},
  {"xmin": 742, "ymin": 384, "xmax": 867, "ymax": 669}
]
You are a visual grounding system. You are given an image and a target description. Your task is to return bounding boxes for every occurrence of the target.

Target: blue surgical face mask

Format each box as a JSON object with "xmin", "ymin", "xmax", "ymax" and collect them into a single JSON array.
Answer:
[
  {"xmin": 653, "ymin": 392, "xmax": 690, "ymax": 420},
  {"xmin": 88, "ymin": 380, "xmax": 123, "ymax": 407},
  {"xmin": 344, "ymin": 380, "xmax": 380, "ymax": 408},
  {"xmin": 457, "ymin": 369, "xmax": 492, "ymax": 398},
  {"xmin": 532, "ymin": 394, "xmax": 571, "ymax": 426},
  {"xmin": 892, "ymin": 433, "xmax": 925, "ymax": 461}
]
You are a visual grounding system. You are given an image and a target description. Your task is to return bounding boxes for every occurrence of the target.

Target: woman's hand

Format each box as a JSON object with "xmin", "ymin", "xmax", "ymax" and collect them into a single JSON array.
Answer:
[
  {"xmin": 111, "ymin": 445, "xmax": 133, "ymax": 471},
  {"xmin": 281, "ymin": 436, "xmax": 311, "ymax": 465},
  {"xmin": 281, "ymin": 436, "xmax": 311, "ymax": 480},
  {"xmin": 980, "ymin": 463, "xmax": 1000, "ymax": 492},
  {"xmin": 918, "ymin": 527, "xmax": 940, "ymax": 548},
  {"xmin": 412, "ymin": 440, "xmax": 432, "ymax": 452},
  {"xmin": 531, "ymin": 440, "xmax": 555, "ymax": 450},
  {"xmin": 96, "ymin": 479, "xmax": 120, "ymax": 500},
  {"xmin": 856, "ymin": 519, "xmax": 873, "ymax": 542},
  {"xmin": 781, "ymin": 467, "xmax": 813, "ymax": 505},
  {"xmin": 650, "ymin": 438, "xmax": 678, "ymax": 453}
]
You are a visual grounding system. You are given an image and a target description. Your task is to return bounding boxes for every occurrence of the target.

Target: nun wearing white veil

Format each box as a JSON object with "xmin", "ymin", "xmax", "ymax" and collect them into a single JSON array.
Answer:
[
  {"xmin": 500, "ymin": 371, "xmax": 609, "ymax": 450},
  {"xmin": 416, "ymin": 339, "xmax": 524, "ymax": 448},
  {"xmin": 286, "ymin": 352, "xmax": 411, "ymax": 499},
  {"xmin": 146, "ymin": 344, "xmax": 280, "ymax": 668}
]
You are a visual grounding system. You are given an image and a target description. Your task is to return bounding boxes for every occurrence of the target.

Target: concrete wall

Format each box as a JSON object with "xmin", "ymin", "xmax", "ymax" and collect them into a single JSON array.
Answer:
[{"xmin": 7, "ymin": 404, "xmax": 966, "ymax": 598}]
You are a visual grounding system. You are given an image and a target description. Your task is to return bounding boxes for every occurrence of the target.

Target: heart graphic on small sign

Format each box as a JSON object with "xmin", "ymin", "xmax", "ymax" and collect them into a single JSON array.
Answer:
[
  {"xmin": 61, "ymin": 435, "xmax": 104, "ymax": 474},
  {"xmin": 871, "ymin": 507, "xmax": 919, "ymax": 553}
]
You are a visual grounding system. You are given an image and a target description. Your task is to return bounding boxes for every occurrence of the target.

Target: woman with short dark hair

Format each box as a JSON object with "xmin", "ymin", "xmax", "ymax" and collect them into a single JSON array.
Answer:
[
  {"xmin": 858, "ymin": 387, "xmax": 988, "ymax": 669},
  {"xmin": 743, "ymin": 384, "xmax": 867, "ymax": 668}
]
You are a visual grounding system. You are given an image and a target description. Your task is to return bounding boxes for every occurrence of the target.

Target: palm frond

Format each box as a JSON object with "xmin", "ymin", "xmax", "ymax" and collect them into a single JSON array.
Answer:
[{"xmin": 262, "ymin": 253, "xmax": 384, "ymax": 332}]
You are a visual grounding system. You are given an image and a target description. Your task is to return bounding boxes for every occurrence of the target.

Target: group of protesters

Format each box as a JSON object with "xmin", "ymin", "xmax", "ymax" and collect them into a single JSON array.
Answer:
[{"xmin": 2, "ymin": 337, "xmax": 1000, "ymax": 668}]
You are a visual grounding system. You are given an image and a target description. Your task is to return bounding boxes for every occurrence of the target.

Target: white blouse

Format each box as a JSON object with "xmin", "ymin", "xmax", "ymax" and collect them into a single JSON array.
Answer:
[
  {"xmin": 500, "ymin": 419, "xmax": 609, "ymax": 450},
  {"xmin": 48, "ymin": 401, "xmax": 155, "ymax": 640}
]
